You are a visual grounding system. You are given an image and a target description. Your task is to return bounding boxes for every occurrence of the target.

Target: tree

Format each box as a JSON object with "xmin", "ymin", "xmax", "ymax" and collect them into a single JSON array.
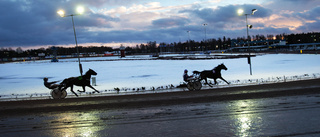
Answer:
[{"xmin": 16, "ymin": 47, "xmax": 23, "ymax": 54}]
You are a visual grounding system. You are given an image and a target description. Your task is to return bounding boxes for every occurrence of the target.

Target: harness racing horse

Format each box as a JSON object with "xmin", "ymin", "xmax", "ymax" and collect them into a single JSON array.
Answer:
[
  {"xmin": 193, "ymin": 63, "xmax": 229, "ymax": 87},
  {"xmin": 59, "ymin": 69, "xmax": 99, "ymax": 97}
]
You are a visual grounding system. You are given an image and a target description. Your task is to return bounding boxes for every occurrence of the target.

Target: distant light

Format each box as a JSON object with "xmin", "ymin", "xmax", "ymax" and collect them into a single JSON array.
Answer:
[
  {"xmin": 57, "ymin": 10, "xmax": 65, "ymax": 17},
  {"xmin": 76, "ymin": 6, "xmax": 84, "ymax": 14},
  {"xmin": 238, "ymin": 9, "xmax": 244, "ymax": 15}
]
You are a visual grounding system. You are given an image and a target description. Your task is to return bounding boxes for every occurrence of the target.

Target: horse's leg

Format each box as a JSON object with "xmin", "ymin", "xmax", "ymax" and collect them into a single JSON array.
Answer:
[
  {"xmin": 205, "ymin": 78, "xmax": 213, "ymax": 87},
  {"xmin": 77, "ymin": 86, "xmax": 86, "ymax": 93},
  {"xmin": 214, "ymin": 78, "xmax": 218, "ymax": 85},
  {"xmin": 60, "ymin": 85, "xmax": 68, "ymax": 93},
  {"xmin": 220, "ymin": 77, "xmax": 230, "ymax": 85},
  {"xmin": 87, "ymin": 85, "xmax": 100, "ymax": 93},
  {"xmin": 58, "ymin": 84, "xmax": 64, "ymax": 91},
  {"xmin": 70, "ymin": 85, "xmax": 78, "ymax": 97}
]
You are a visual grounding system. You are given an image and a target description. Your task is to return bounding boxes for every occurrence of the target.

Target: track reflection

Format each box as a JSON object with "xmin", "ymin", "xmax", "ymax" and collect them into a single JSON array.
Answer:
[{"xmin": 47, "ymin": 111, "xmax": 108, "ymax": 137}]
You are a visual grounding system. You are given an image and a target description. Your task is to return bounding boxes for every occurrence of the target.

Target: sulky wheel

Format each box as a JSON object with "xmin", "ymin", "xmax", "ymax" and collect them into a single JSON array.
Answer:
[
  {"xmin": 51, "ymin": 88, "xmax": 67, "ymax": 99},
  {"xmin": 187, "ymin": 82, "xmax": 194, "ymax": 91},
  {"xmin": 194, "ymin": 81, "xmax": 202, "ymax": 90}
]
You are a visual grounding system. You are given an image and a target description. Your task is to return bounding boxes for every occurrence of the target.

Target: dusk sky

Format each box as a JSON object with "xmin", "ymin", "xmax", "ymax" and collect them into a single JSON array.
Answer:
[{"xmin": 1, "ymin": 0, "xmax": 320, "ymax": 49}]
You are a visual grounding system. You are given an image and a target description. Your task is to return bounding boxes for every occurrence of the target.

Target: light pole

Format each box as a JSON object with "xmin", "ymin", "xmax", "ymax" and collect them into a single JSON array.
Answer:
[
  {"xmin": 238, "ymin": 9, "xmax": 257, "ymax": 75},
  {"xmin": 57, "ymin": 7, "xmax": 84, "ymax": 76},
  {"xmin": 203, "ymin": 23, "xmax": 207, "ymax": 52},
  {"xmin": 187, "ymin": 31, "xmax": 190, "ymax": 52},
  {"xmin": 187, "ymin": 31, "xmax": 190, "ymax": 41}
]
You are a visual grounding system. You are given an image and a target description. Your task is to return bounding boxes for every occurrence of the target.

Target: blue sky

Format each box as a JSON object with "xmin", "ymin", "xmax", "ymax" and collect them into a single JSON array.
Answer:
[{"xmin": 1, "ymin": 0, "xmax": 320, "ymax": 49}]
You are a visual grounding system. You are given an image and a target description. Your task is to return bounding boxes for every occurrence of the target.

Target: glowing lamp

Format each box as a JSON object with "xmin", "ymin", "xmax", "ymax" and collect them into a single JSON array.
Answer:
[
  {"xmin": 57, "ymin": 10, "xmax": 65, "ymax": 17},
  {"xmin": 76, "ymin": 6, "xmax": 84, "ymax": 14},
  {"xmin": 238, "ymin": 9, "xmax": 244, "ymax": 15}
]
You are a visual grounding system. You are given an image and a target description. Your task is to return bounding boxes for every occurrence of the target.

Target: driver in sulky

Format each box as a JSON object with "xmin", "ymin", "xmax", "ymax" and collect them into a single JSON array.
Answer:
[
  {"xmin": 43, "ymin": 77, "xmax": 60, "ymax": 89},
  {"xmin": 183, "ymin": 69, "xmax": 193, "ymax": 82}
]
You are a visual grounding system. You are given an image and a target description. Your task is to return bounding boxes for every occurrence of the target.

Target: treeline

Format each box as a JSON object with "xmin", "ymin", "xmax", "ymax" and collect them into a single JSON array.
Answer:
[
  {"xmin": 0, "ymin": 46, "xmax": 113, "ymax": 58},
  {"xmin": 0, "ymin": 42, "xmax": 157, "ymax": 58},
  {"xmin": 1, "ymin": 32, "xmax": 319, "ymax": 58}
]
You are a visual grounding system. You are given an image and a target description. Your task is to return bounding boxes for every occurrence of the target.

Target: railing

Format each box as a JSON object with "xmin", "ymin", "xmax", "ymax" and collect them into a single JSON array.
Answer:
[{"xmin": 1, "ymin": 73, "xmax": 320, "ymax": 101}]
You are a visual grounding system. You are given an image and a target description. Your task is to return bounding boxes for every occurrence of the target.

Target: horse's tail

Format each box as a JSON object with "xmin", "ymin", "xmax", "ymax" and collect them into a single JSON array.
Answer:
[
  {"xmin": 60, "ymin": 78, "xmax": 68, "ymax": 85},
  {"xmin": 193, "ymin": 71, "xmax": 201, "ymax": 75},
  {"xmin": 58, "ymin": 78, "xmax": 73, "ymax": 89},
  {"xmin": 57, "ymin": 79, "xmax": 66, "ymax": 89}
]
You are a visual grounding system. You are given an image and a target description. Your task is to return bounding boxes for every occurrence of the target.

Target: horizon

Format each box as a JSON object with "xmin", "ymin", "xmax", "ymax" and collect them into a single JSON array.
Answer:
[{"xmin": 2, "ymin": 31, "xmax": 317, "ymax": 51}]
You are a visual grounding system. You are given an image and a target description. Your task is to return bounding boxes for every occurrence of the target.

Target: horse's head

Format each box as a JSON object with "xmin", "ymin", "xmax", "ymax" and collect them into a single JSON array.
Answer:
[
  {"xmin": 219, "ymin": 63, "xmax": 228, "ymax": 70},
  {"xmin": 86, "ymin": 69, "xmax": 97, "ymax": 75}
]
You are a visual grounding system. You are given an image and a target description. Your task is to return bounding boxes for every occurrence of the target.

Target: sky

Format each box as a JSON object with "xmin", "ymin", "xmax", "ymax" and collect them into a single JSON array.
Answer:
[{"xmin": 1, "ymin": 0, "xmax": 320, "ymax": 49}]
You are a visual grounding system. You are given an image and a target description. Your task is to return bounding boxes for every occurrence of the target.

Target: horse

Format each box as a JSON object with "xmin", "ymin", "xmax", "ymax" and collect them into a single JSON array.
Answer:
[
  {"xmin": 193, "ymin": 63, "xmax": 229, "ymax": 87},
  {"xmin": 59, "ymin": 69, "xmax": 99, "ymax": 97}
]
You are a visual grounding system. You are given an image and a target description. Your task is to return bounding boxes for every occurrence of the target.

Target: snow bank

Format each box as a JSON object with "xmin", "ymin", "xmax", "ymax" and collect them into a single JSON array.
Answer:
[{"xmin": 0, "ymin": 54, "xmax": 319, "ymax": 97}]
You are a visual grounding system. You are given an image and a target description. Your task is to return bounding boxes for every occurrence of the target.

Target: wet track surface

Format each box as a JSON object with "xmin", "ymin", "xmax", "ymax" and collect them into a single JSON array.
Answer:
[
  {"xmin": 1, "ymin": 79, "xmax": 320, "ymax": 136},
  {"xmin": 1, "ymin": 93, "xmax": 320, "ymax": 136}
]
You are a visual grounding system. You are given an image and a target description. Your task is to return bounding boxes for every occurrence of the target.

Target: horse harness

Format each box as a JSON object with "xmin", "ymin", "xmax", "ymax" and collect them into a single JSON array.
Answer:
[{"xmin": 77, "ymin": 76, "xmax": 90, "ymax": 81}]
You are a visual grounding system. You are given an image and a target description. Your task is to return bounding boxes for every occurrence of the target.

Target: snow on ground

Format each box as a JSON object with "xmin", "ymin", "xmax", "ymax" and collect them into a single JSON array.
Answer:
[{"xmin": 0, "ymin": 54, "xmax": 320, "ymax": 98}]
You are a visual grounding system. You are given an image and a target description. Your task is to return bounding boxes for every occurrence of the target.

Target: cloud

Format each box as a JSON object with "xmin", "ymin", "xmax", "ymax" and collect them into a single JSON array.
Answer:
[
  {"xmin": 0, "ymin": 0, "xmax": 319, "ymax": 48},
  {"xmin": 152, "ymin": 17, "xmax": 190, "ymax": 28},
  {"xmin": 0, "ymin": 0, "xmax": 120, "ymax": 47},
  {"xmin": 180, "ymin": 4, "xmax": 272, "ymax": 29},
  {"xmin": 0, "ymin": 1, "xmax": 61, "ymax": 46},
  {"xmin": 64, "ymin": 0, "xmax": 146, "ymax": 8},
  {"xmin": 294, "ymin": 6, "xmax": 320, "ymax": 21},
  {"xmin": 268, "ymin": 4, "xmax": 320, "ymax": 33},
  {"xmin": 296, "ymin": 21, "xmax": 320, "ymax": 32}
]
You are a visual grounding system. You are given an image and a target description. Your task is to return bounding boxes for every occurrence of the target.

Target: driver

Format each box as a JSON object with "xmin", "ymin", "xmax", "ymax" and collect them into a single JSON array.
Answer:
[
  {"xmin": 43, "ymin": 77, "xmax": 59, "ymax": 89},
  {"xmin": 183, "ymin": 69, "xmax": 193, "ymax": 82}
]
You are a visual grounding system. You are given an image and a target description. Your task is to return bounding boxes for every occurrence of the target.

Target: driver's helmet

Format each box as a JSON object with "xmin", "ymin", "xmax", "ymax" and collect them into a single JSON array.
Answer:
[
  {"xmin": 43, "ymin": 77, "xmax": 48, "ymax": 81},
  {"xmin": 184, "ymin": 69, "xmax": 188, "ymax": 73}
]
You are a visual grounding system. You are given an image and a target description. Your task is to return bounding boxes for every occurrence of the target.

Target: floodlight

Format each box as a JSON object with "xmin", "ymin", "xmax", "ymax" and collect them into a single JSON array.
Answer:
[
  {"xmin": 76, "ymin": 6, "xmax": 84, "ymax": 14},
  {"xmin": 57, "ymin": 10, "xmax": 65, "ymax": 17},
  {"xmin": 252, "ymin": 9, "xmax": 257, "ymax": 15},
  {"xmin": 238, "ymin": 9, "xmax": 244, "ymax": 15}
]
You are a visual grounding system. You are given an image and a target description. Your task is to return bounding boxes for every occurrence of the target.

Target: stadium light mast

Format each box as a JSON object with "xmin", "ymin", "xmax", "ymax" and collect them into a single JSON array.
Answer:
[
  {"xmin": 57, "ymin": 6, "xmax": 84, "ymax": 76},
  {"xmin": 238, "ymin": 8, "xmax": 257, "ymax": 75},
  {"xmin": 203, "ymin": 23, "xmax": 207, "ymax": 52}
]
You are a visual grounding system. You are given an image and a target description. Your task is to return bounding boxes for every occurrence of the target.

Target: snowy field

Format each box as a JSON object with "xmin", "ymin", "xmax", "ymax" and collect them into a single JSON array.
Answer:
[{"xmin": 0, "ymin": 53, "xmax": 320, "ymax": 99}]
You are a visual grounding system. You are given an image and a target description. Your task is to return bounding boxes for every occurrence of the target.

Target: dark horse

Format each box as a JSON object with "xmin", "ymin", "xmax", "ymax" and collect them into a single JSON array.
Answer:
[
  {"xmin": 59, "ymin": 69, "xmax": 99, "ymax": 97},
  {"xmin": 193, "ymin": 63, "xmax": 229, "ymax": 87}
]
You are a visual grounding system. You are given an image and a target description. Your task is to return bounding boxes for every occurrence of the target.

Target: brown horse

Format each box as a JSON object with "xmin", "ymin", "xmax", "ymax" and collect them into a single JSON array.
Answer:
[
  {"xmin": 59, "ymin": 69, "xmax": 99, "ymax": 97},
  {"xmin": 193, "ymin": 63, "xmax": 229, "ymax": 87}
]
